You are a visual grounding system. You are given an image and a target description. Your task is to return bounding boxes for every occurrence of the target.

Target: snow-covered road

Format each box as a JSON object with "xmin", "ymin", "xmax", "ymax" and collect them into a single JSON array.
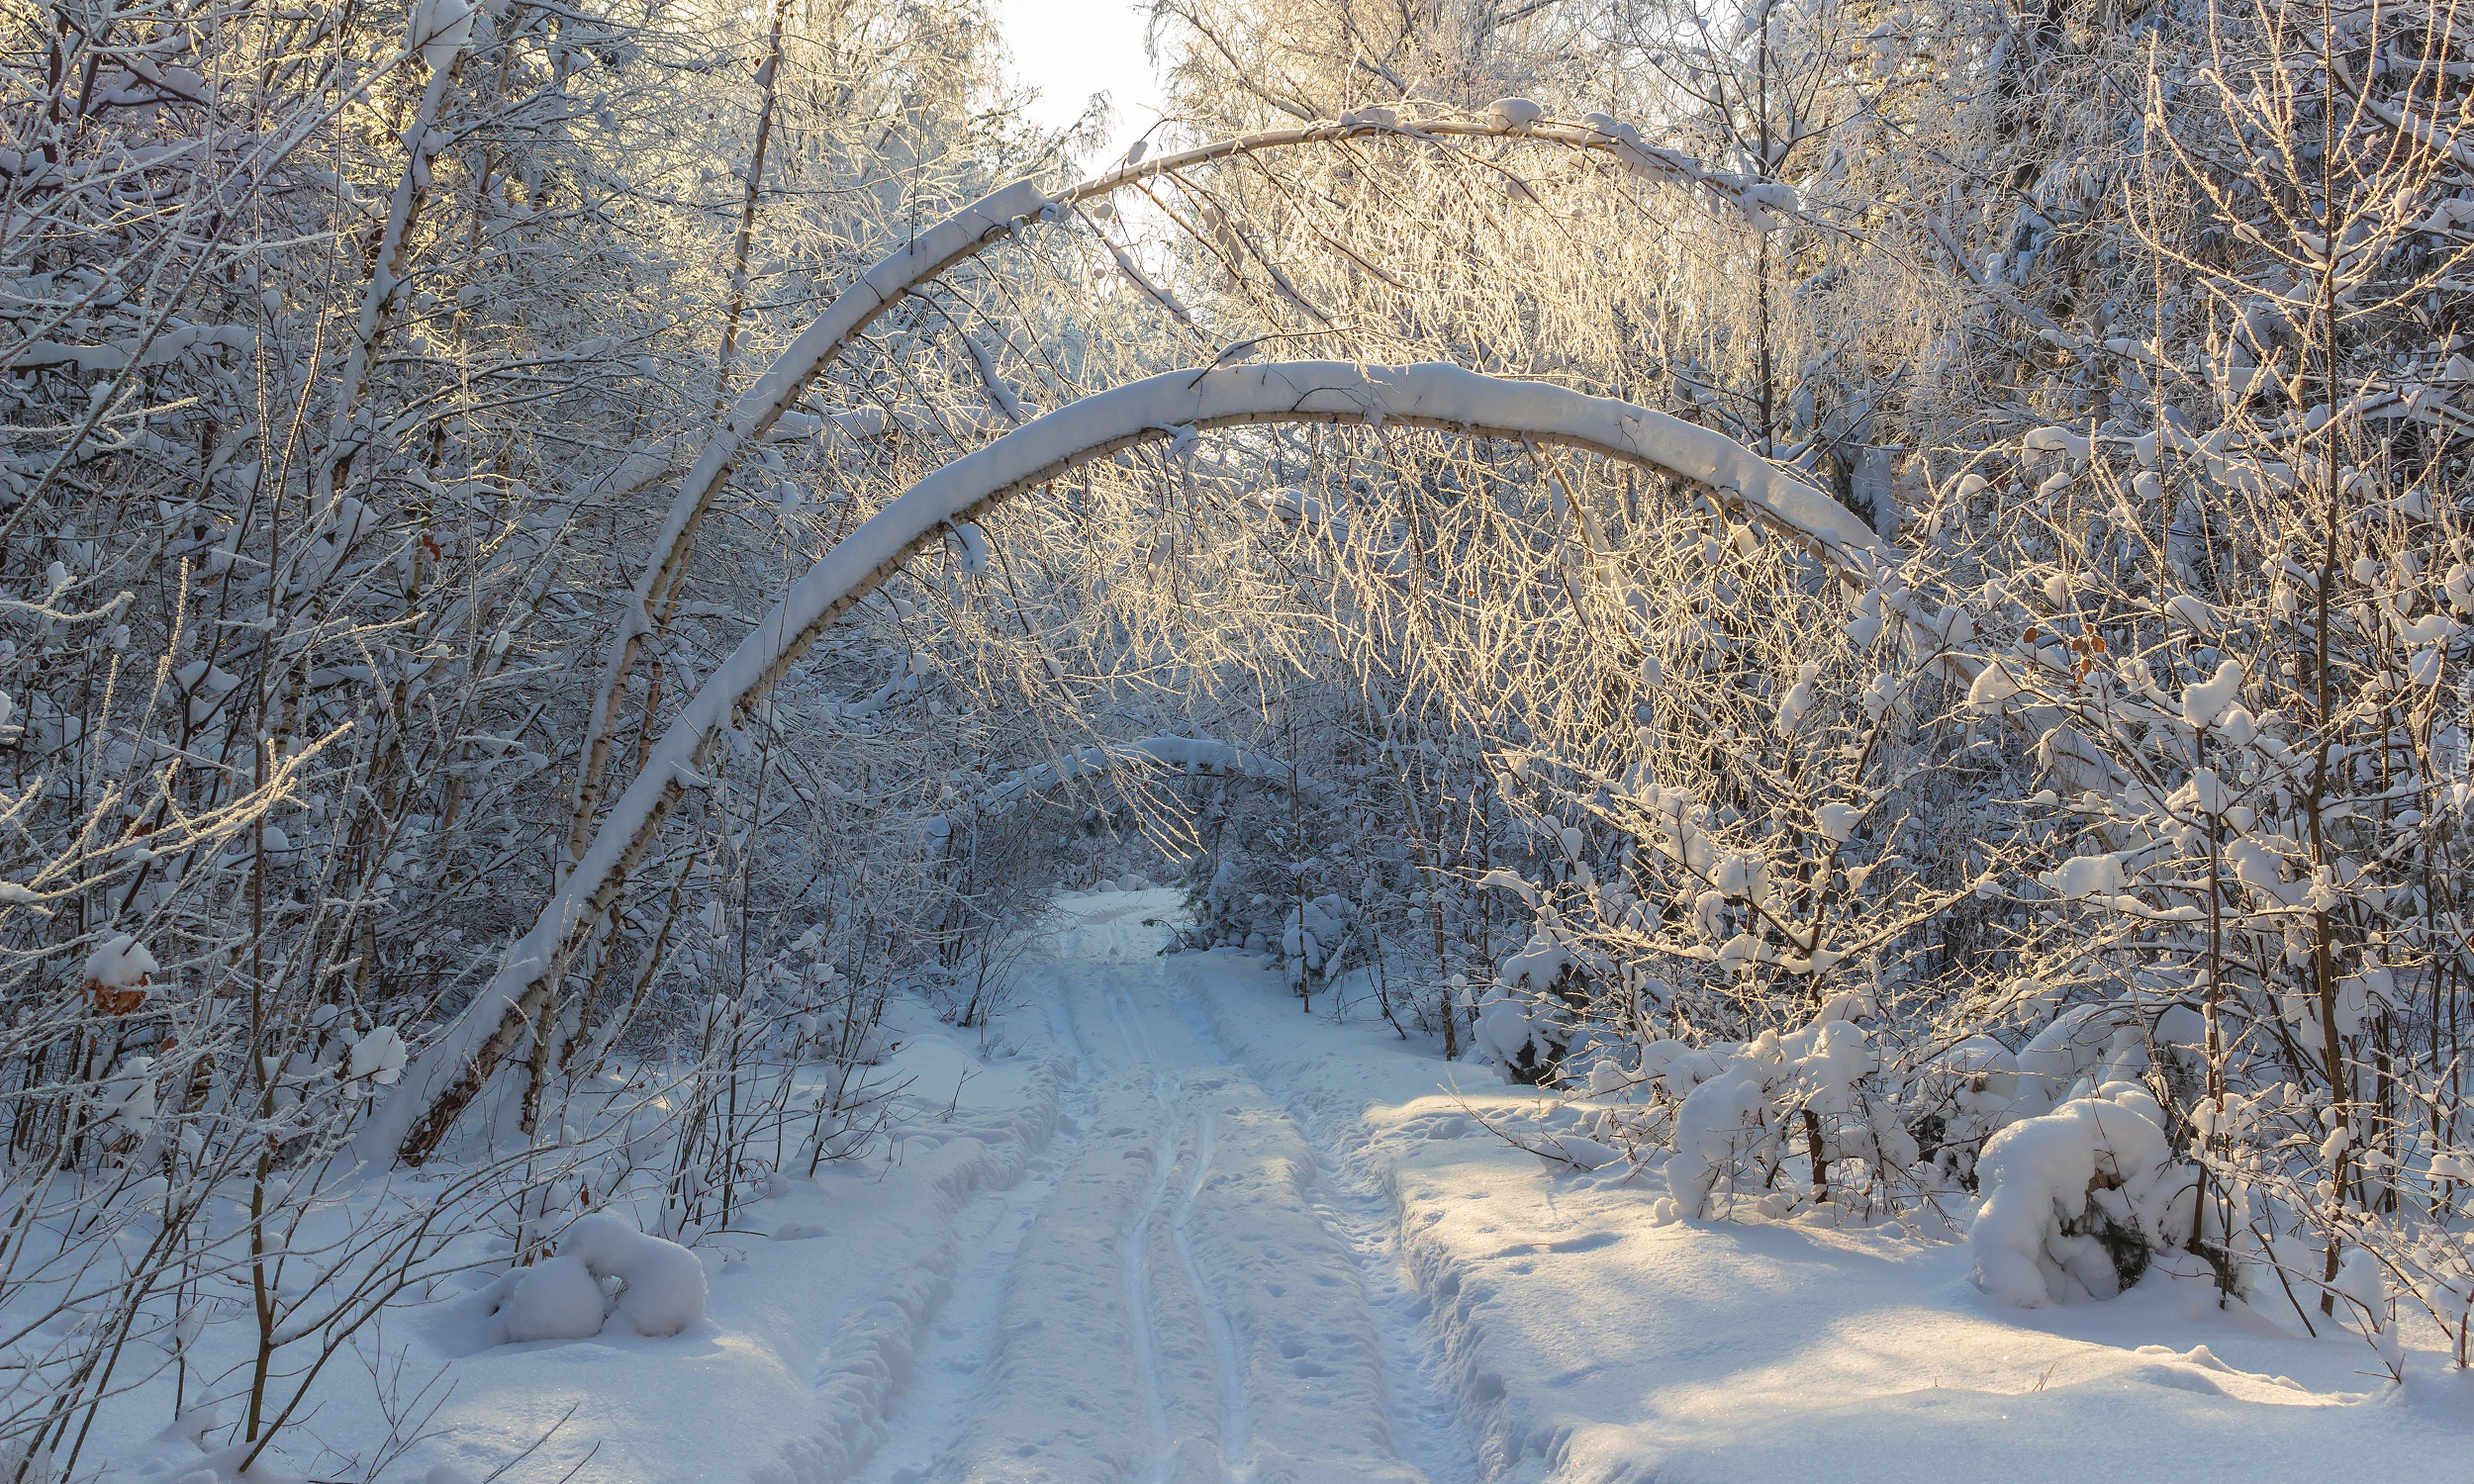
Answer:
[{"xmin": 846, "ymin": 891, "xmax": 1476, "ymax": 1484}]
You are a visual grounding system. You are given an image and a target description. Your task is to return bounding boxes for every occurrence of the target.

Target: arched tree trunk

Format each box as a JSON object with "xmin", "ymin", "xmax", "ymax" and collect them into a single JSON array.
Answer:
[
  {"xmin": 368, "ymin": 358, "xmax": 1951, "ymax": 1166},
  {"xmin": 564, "ymin": 109, "xmax": 1790, "ymax": 873}
]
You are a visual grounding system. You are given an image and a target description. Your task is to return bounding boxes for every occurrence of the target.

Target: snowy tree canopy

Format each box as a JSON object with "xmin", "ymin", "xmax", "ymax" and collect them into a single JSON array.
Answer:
[{"xmin": 6, "ymin": 0, "xmax": 2474, "ymax": 1474}]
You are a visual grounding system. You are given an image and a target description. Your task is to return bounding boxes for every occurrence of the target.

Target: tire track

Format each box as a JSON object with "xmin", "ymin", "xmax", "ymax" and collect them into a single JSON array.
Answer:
[
  {"xmin": 1166, "ymin": 1103, "xmax": 1254, "ymax": 1484},
  {"xmin": 1116, "ymin": 1079, "xmax": 1180, "ymax": 1484}
]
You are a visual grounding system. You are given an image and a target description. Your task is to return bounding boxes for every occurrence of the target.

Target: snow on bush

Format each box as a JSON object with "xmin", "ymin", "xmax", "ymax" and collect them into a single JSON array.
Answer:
[
  {"xmin": 1283, "ymin": 892, "xmax": 1355, "ymax": 989},
  {"xmin": 405, "ymin": 0, "xmax": 475, "ymax": 70},
  {"xmin": 497, "ymin": 1213, "xmax": 708, "ymax": 1343},
  {"xmin": 1970, "ymin": 1085, "xmax": 2195, "ymax": 1307},
  {"xmin": 1486, "ymin": 96, "xmax": 1547, "ymax": 132},
  {"xmin": 1660, "ymin": 1064, "xmax": 1769, "ymax": 1218},
  {"xmin": 1476, "ymin": 909, "xmax": 1589, "ymax": 1083},
  {"xmin": 81, "ymin": 933, "xmax": 155, "ymax": 1015},
  {"xmin": 90, "ymin": 1056, "xmax": 158, "ymax": 1137},
  {"xmin": 1904, "ymin": 1035, "xmax": 2019, "ymax": 1184},
  {"xmin": 345, "ymin": 1025, "xmax": 411, "ymax": 1086},
  {"xmin": 2331, "ymin": 1248, "xmax": 2407, "ymax": 1379},
  {"xmin": 1629, "ymin": 992, "xmax": 1918, "ymax": 1222},
  {"xmin": 2009, "ymin": 1004, "xmax": 2146, "ymax": 1120}
]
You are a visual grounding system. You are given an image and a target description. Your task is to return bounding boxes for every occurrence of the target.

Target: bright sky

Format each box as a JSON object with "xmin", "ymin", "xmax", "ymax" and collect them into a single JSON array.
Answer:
[{"xmin": 995, "ymin": 0, "xmax": 1169, "ymax": 166}]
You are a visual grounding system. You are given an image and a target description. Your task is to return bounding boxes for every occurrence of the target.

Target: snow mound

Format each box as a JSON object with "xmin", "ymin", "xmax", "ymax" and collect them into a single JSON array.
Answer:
[
  {"xmin": 498, "ymin": 1252, "xmax": 609, "ymax": 1343},
  {"xmin": 1970, "ymin": 1085, "xmax": 2194, "ymax": 1307},
  {"xmin": 497, "ymin": 1213, "xmax": 708, "ymax": 1342},
  {"xmin": 1487, "ymin": 96, "xmax": 1546, "ymax": 131}
]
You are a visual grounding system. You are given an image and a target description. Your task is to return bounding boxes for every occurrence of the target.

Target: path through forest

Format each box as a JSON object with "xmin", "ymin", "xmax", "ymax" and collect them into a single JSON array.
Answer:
[{"xmin": 844, "ymin": 891, "xmax": 1478, "ymax": 1484}]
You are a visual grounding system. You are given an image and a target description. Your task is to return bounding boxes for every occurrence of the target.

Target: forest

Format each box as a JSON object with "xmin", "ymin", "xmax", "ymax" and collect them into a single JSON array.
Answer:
[{"xmin": 3, "ymin": 0, "xmax": 2473, "ymax": 1477}]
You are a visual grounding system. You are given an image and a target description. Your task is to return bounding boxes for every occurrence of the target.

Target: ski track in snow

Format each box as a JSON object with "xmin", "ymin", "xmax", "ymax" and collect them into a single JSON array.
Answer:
[
  {"xmin": 831, "ymin": 968, "xmax": 1094, "ymax": 1484},
  {"xmin": 809, "ymin": 891, "xmax": 1477, "ymax": 1484},
  {"xmin": 1167, "ymin": 987, "xmax": 1477, "ymax": 1484},
  {"xmin": 1102, "ymin": 986, "xmax": 1182, "ymax": 1484}
]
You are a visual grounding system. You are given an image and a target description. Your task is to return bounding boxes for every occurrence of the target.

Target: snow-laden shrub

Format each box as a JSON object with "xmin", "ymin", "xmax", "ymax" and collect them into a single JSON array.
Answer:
[
  {"xmin": 1172, "ymin": 766, "xmax": 1427, "ymax": 1011},
  {"xmin": 1969, "ymin": 1085, "xmax": 2196, "ymax": 1307},
  {"xmin": 1903, "ymin": 1003, "xmax": 2172, "ymax": 1188},
  {"xmin": 2331, "ymin": 1248, "xmax": 2407, "ymax": 1380},
  {"xmin": 1903, "ymin": 1035, "xmax": 2019, "ymax": 1187},
  {"xmin": 80, "ymin": 934, "xmax": 156, "ymax": 1015},
  {"xmin": 1612, "ymin": 991, "xmax": 1920, "ymax": 1221},
  {"xmin": 1475, "ymin": 902, "xmax": 1600, "ymax": 1083},
  {"xmin": 1281, "ymin": 892, "xmax": 1358, "ymax": 990},
  {"xmin": 87, "ymin": 1056, "xmax": 158, "ymax": 1144},
  {"xmin": 497, "ymin": 1213, "xmax": 708, "ymax": 1343},
  {"xmin": 1177, "ymin": 782, "xmax": 1361, "ymax": 972},
  {"xmin": 1471, "ymin": 978, "xmax": 1562, "ymax": 1083},
  {"xmin": 1185, "ymin": 858, "xmax": 1260, "ymax": 948},
  {"xmin": 2010, "ymin": 1004, "xmax": 2155, "ymax": 1121}
]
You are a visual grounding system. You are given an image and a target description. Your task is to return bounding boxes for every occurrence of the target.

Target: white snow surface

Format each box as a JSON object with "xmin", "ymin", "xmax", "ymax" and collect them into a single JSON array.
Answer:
[{"xmin": 282, "ymin": 891, "xmax": 2474, "ymax": 1481}]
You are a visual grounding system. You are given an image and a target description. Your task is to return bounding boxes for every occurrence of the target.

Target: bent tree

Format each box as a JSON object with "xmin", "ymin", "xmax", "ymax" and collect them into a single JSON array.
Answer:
[
  {"xmin": 562, "ymin": 108, "xmax": 1807, "ymax": 875},
  {"xmin": 373, "ymin": 96, "xmax": 1892, "ymax": 1163},
  {"xmin": 367, "ymin": 356, "xmax": 1936, "ymax": 1163}
]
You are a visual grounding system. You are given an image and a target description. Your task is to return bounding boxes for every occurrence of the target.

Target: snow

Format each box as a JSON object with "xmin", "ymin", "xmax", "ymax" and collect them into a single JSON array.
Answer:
[
  {"xmin": 2010, "ymin": 1004, "xmax": 2130, "ymax": 1114},
  {"xmin": 1486, "ymin": 97, "xmax": 1547, "ymax": 132},
  {"xmin": 553, "ymin": 1213, "xmax": 708, "ymax": 1338},
  {"xmin": 94, "ymin": 1056, "xmax": 157, "ymax": 1132},
  {"xmin": 371, "ymin": 1000, "xmax": 1074, "ymax": 1484},
  {"xmin": 105, "ymin": 892, "xmax": 2474, "ymax": 1480},
  {"xmin": 83, "ymin": 932, "xmax": 155, "ymax": 989},
  {"xmin": 1971, "ymin": 1088, "xmax": 2188, "ymax": 1307},
  {"xmin": 1158, "ymin": 902, "xmax": 2474, "ymax": 1484},
  {"xmin": 2182, "ymin": 656, "xmax": 2246, "ymax": 728},
  {"xmin": 1964, "ymin": 657, "xmax": 2023, "ymax": 712},
  {"xmin": 406, "ymin": 0, "xmax": 474, "ymax": 70},
  {"xmin": 495, "ymin": 1253, "xmax": 610, "ymax": 1344},
  {"xmin": 1665, "ymin": 1066, "xmax": 1769, "ymax": 1218},
  {"xmin": 792, "ymin": 892, "xmax": 1463, "ymax": 1484},
  {"xmin": 346, "ymin": 1024, "xmax": 410, "ymax": 1084},
  {"xmin": 2041, "ymin": 851, "xmax": 2127, "ymax": 898}
]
